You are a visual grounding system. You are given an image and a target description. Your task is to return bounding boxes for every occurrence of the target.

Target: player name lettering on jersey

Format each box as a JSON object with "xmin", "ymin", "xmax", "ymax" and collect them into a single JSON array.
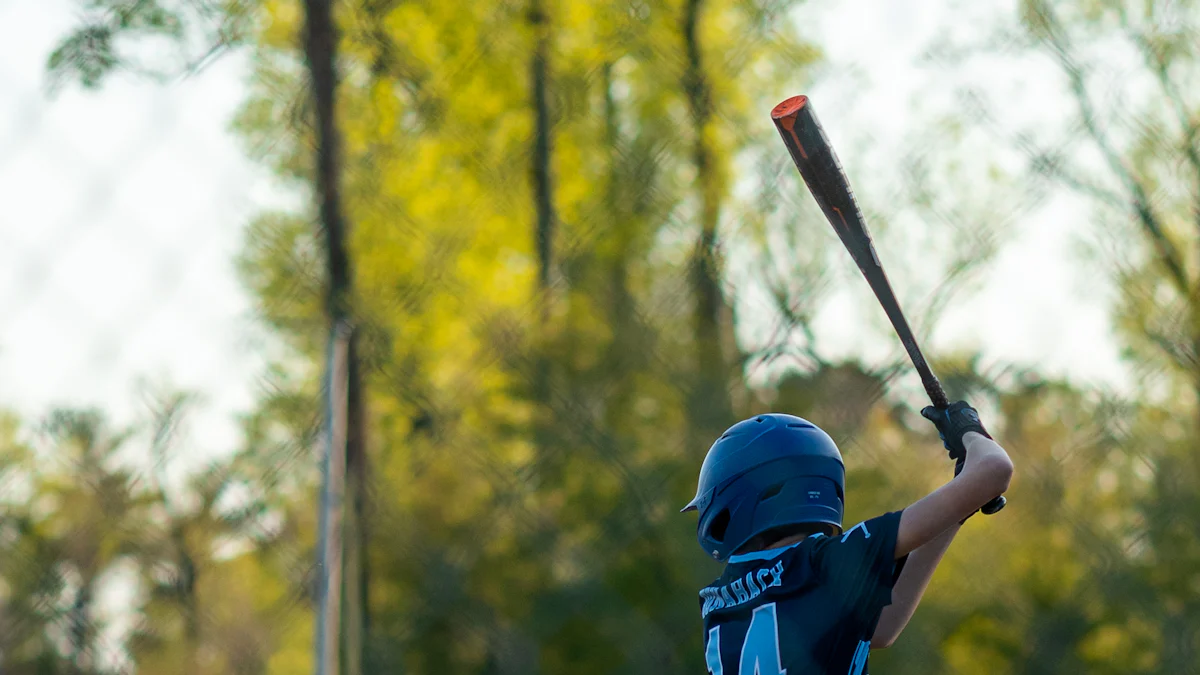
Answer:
[{"xmin": 699, "ymin": 560, "xmax": 785, "ymax": 619}]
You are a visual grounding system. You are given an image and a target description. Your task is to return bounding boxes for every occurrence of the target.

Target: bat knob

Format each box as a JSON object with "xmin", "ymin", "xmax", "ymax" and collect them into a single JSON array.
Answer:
[{"xmin": 981, "ymin": 495, "xmax": 1006, "ymax": 515}]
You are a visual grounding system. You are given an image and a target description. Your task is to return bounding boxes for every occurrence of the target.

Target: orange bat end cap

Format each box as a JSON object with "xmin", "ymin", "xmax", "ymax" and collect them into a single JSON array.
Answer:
[{"xmin": 771, "ymin": 95, "xmax": 808, "ymax": 120}]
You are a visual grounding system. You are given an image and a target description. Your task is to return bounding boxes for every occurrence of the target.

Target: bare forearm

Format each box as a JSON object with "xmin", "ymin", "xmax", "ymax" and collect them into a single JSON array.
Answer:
[
  {"xmin": 873, "ymin": 522, "xmax": 960, "ymax": 647},
  {"xmin": 894, "ymin": 433, "xmax": 1012, "ymax": 558},
  {"xmin": 877, "ymin": 414, "xmax": 1013, "ymax": 648}
]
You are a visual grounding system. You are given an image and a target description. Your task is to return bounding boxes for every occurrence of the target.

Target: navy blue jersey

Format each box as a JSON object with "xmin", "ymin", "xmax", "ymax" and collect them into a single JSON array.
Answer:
[{"xmin": 698, "ymin": 511, "xmax": 908, "ymax": 675}]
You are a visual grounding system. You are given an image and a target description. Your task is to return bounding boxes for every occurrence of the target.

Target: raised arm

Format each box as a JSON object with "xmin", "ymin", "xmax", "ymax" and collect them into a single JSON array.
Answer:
[
  {"xmin": 875, "ymin": 423, "xmax": 1012, "ymax": 647},
  {"xmin": 872, "ymin": 521, "xmax": 959, "ymax": 648},
  {"xmin": 894, "ymin": 403, "xmax": 1013, "ymax": 560}
]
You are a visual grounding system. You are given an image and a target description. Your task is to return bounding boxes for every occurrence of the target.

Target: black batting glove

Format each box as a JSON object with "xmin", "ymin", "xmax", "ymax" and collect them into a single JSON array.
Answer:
[
  {"xmin": 919, "ymin": 400, "xmax": 992, "ymax": 464},
  {"xmin": 921, "ymin": 400, "xmax": 992, "ymax": 525}
]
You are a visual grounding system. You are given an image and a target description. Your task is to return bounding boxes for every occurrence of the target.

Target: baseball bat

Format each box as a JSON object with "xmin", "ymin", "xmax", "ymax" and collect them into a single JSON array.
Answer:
[{"xmin": 770, "ymin": 95, "xmax": 1005, "ymax": 515}]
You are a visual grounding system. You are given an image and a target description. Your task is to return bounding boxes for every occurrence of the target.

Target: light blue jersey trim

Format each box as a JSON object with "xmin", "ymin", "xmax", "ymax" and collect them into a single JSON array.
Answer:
[
  {"xmin": 848, "ymin": 639, "xmax": 870, "ymax": 675},
  {"xmin": 727, "ymin": 534, "xmax": 823, "ymax": 564}
]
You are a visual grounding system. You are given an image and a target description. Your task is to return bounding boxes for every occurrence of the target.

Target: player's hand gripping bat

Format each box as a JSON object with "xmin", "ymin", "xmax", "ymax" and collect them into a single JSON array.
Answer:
[{"xmin": 770, "ymin": 95, "xmax": 1006, "ymax": 516}]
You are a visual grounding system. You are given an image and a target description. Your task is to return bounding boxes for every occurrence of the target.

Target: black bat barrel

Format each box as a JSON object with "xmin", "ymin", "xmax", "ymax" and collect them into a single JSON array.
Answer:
[
  {"xmin": 772, "ymin": 95, "xmax": 1006, "ymax": 517},
  {"xmin": 771, "ymin": 96, "xmax": 873, "ymax": 273}
]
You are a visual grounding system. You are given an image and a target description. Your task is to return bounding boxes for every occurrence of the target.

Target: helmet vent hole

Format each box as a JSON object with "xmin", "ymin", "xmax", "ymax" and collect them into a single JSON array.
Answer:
[
  {"xmin": 709, "ymin": 510, "xmax": 731, "ymax": 542},
  {"xmin": 755, "ymin": 417, "xmax": 765, "ymax": 423},
  {"xmin": 760, "ymin": 483, "xmax": 784, "ymax": 501},
  {"xmin": 787, "ymin": 422, "xmax": 814, "ymax": 429}
]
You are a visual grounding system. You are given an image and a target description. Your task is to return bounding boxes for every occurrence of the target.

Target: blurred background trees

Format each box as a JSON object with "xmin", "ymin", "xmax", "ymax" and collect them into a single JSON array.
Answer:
[{"xmin": 1, "ymin": 0, "xmax": 1195, "ymax": 672}]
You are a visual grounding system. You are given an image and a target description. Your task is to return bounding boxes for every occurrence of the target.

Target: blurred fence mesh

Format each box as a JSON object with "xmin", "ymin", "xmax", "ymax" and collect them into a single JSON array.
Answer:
[{"xmin": 2, "ymin": 0, "xmax": 1199, "ymax": 673}]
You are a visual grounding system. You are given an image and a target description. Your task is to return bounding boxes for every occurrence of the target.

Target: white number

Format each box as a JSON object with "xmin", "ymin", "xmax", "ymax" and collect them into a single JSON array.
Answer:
[
  {"xmin": 705, "ymin": 603, "xmax": 786, "ymax": 675},
  {"xmin": 705, "ymin": 626, "xmax": 724, "ymax": 674}
]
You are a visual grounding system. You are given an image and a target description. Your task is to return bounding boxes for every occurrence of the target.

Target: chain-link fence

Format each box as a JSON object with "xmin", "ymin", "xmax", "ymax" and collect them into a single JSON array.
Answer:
[{"xmin": 2, "ymin": 0, "xmax": 1199, "ymax": 673}]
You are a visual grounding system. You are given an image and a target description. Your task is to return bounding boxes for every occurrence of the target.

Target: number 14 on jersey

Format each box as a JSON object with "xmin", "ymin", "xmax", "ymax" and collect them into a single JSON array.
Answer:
[{"xmin": 705, "ymin": 603, "xmax": 786, "ymax": 675}]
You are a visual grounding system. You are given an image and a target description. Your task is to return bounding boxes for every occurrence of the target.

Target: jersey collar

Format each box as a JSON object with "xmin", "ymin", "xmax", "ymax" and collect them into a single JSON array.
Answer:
[{"xmin": 726, "ymin": 535, "xmax": 822, "ymax": 564}]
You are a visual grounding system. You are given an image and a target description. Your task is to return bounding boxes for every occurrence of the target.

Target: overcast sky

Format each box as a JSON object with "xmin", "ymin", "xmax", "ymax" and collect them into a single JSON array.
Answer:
[
  {"xmin": 0, "ymin": 0, "xmax": 292, "ymax": 463},
  {"xmin": 790, "ymin": 0, "xmax": 1131, "ymax": 403},
  {"xmin": 0, "ymin": 0, "xmax": 1131, "ymax": 463}
]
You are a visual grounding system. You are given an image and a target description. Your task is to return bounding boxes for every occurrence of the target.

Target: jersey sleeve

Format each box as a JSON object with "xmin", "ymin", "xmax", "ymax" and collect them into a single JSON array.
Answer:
[{"xmin": 808, "ymin": 510, "xmax": 906, "ymax": 616}]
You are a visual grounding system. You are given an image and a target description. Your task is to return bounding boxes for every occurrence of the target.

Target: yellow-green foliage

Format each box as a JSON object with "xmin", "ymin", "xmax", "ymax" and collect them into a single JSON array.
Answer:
[{"xmin": 19, "ymin": 0, "xmax": 1200, "ymax": 673}]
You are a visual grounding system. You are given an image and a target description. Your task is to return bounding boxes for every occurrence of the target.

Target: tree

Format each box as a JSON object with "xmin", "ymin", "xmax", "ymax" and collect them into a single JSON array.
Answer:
[
  {"xmin": 908, "ymin": 0, "xmax": 1200, "ymax": 670},
  {"xmin": 232, "ymin": 0, "xmax": 819, "ymax": 671},
  {"xmin": 1006, "ymin": 3, "xmax": 1200, "ymax": 671},
  {"xmin": 0, "ymin": 409, "xmax": 147, "ymax": 674}
]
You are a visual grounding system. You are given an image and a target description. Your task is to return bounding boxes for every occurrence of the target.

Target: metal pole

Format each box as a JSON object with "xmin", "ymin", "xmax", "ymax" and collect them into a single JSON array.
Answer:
[{"xmin": 315, "ymin": 321, "xmax": 351, "ymax": 675}]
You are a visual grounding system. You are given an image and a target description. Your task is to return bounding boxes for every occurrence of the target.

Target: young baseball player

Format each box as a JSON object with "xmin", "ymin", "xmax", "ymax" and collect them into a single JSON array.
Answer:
[{"xmin": 681, "ymin": 401, "xmax": 1013, "ymax": 674}]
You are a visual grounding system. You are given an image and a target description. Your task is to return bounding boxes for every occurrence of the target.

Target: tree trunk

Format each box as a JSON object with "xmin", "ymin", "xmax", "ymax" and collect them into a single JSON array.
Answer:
[
  {"xmin": 682, "ymin": 0, "xmax": 733, "ymax": 448},
  {"xmin": 531, "ymin": 1, "xmax": 554, "ymax": 298},
  {"xmin": 529, "ymin": 0, "xmax": 556, "ymax": 483},
  {"xmin": 68, "ymin": 580, "xmax": 92, "ymax": 674},
  {"xmin": 175, "ymin": 529, "xmax": 200, "ymax": 675},
  {"xmin": 600, "ymin": 60, "xmax": 659, "ymax": 442},
  {"xmin": 603, "ymin": 62, "xmax": 634, "ymax": 401},
  {"xmin": 345, "ymin": 343, "xmax": 367, "ymax": 675}
]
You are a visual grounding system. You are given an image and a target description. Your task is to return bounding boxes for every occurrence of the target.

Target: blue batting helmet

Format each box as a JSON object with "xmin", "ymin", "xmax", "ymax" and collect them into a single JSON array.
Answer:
[{"xmin": 681, "ymin": 413, "xmax": 845, "ymax": 561}]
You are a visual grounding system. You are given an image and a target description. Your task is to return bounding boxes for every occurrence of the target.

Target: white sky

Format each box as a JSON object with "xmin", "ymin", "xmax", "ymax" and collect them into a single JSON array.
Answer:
[
  {"xmin": 781, "ymin": 0, "xmax": 1131, "ymax": 403},
  {"xmin": 0, "ymin": 0, "xmax": 1132, "ymax": 462},
  {"xmin": 0, "ymin": 0, "xmax": 293, "ymax": 462}
]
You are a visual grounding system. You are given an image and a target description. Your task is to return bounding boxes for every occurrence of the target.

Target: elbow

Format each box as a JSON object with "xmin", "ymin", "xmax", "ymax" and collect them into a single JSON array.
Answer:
[
  {"xmin": 871, "ymin": 621, "xmax": 900, "ymax": 649},
  {"xmin": 976, "ymin": 452, "xmax": 1014, "ymax": 496}
]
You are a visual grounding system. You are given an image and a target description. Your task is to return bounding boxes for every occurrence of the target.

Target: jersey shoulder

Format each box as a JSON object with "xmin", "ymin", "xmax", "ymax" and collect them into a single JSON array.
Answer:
[
  {"xmin": 806, "ymin": 510, "xmax": 906, "ymax": 608},
  {"xmin": 698, "ymin": 510, "xmax": 906, "ymax": 621},
  {"xmin": 698, "ymin": 536, "xmax": 816, "ymax": 620}
]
